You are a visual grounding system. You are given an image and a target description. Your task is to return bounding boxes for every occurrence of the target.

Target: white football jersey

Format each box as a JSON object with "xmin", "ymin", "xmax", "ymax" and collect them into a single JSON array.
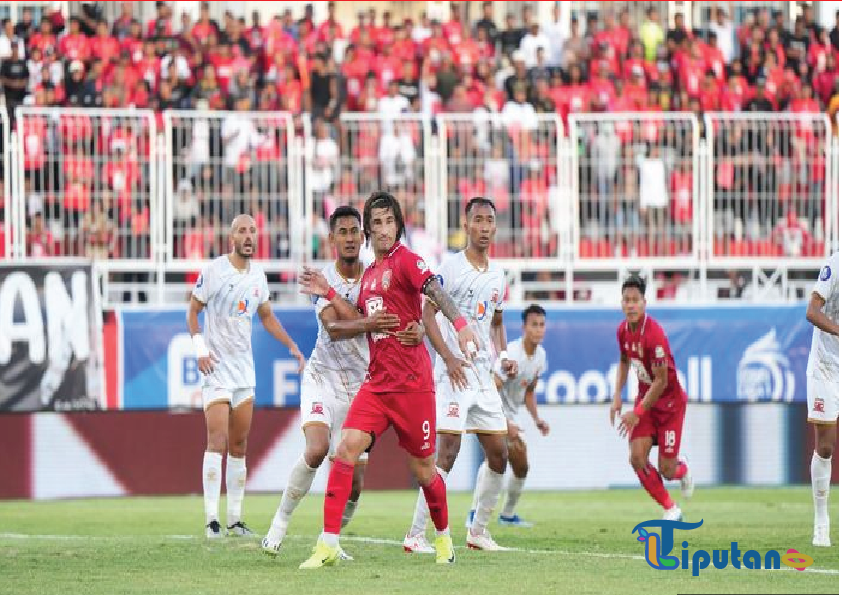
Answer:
[
  {"xmin": 807, "ymin": 252, "xmax": 839, "ymax": 382},
  {"xmin": 192, "ymin": 256, "xmax": 269, "ymax": 390},
  {"xmin": 304, "ymin": 262, "xmax": 370, "ymax": 400},
  {"xmin": 433, "ymin": 251, "xmax": 507, "ymax": 375},
  {"xmin": 495, "ymin": 338, "xmax": 548, "ymax": 420}
]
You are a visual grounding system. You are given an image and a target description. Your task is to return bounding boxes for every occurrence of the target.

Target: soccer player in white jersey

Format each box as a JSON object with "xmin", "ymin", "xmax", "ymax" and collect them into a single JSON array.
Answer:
[
  {"xmin": 404, "ymin": 197, "xmax": 516, "ymax": 553},
  {"xmin": 466, "ymin": 304, "xmax": 549, "ymax": 529},
  {"xmin": 262, "ymin": 206, "xmax": 425, "ymax": 557},
  {"xmin": 806, "ymin": 251, "xmax": 839, "ymax": 547},
  {"xmin": 188, "ymin": 214, "xmax": 306, "ymax": 539}
]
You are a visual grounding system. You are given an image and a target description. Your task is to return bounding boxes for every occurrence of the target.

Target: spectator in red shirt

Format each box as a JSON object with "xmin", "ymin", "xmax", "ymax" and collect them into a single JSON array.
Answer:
[
  {"xmin": 700, "ymin": 70, "xmax": 721, "ymax": 111},
  {"xmin": 91, "ymin": 19, "xmax": 120, "ymax": 65},
  {"xmin": 349, "ymin": 11, "xmax": 370, "ymax": 46},
  {"xmin": 790, "ymin": 81, "xmax": 821, "ymax": 113},
  {"xmin": 813, "ymin": 54, "xmax": 838, "ymax": 106},
  {"xmin": 29, "ymin": 18, "xmax": 56, "ymax": 57},
  {"xmin": 317, "ymin": 1, "xmax": 343, "ymax": 42},
  {"xmin": 59, "ymin": 17, "xmax": 90, "ymax": 64},
  {"xmin": 443, "ymin": 3, "xmax": 464, "ymax": 47},
  {"xmin": 146, "ymin": 1, "xmax": 173, "ymax": 39}
]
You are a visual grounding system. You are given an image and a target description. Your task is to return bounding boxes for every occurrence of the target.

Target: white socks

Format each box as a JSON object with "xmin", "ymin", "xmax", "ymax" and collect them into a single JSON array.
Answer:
[
  {"xmin": 470, "ymin": 461, "xmax": 490, "ymax": 511},
  {"xmin": 409, "ymin": 467, "xmax": 448, "ymax": 536},
  {"xmin": 471, "ymin": 465, "xmax": 505, "ymax": 534},
  {"xmin": 811, "ymin": 451, "xmax": 832, "ymax": 528},
  {"xmin": 501, "ymin": 475, "xmax": 526, "ymax": 518},
  {"xmin": 226, "ymin": 455, "xmax": 247, "ymax": 526},
  {"xmin": 202, "ymin": 451, "xmax": 223, "ymax": 524},
  {"xmin": 269, "ymin": 456, "xmax": 319, "ymax": 539}
]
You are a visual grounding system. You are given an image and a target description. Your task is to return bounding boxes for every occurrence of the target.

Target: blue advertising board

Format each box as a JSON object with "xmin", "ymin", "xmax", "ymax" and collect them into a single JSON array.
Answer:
[{"xmin": 118, "ymin": 305, "xmax": 813, "ymax": 410}]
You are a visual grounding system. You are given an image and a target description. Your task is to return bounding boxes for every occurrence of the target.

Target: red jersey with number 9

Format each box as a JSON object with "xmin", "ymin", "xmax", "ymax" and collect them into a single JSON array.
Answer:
[
  {"xmin": 357, "ymin": 242, "xmax": 435, "ymax": 393},
  {"xmin": 616, "ymin": 314, "xmax": 687, "ymax": 412}
]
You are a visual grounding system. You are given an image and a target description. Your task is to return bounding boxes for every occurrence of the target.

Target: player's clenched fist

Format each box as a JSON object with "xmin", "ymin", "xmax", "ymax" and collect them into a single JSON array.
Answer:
[{"xmin": 457, "ymin": 326, "xmax": 481, "ymax": 361}]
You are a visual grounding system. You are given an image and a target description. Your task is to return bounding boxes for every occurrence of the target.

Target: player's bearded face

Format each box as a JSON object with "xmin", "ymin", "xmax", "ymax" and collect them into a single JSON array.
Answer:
[
  {"xmin": 232, "ymin": 227, "xmax": 256, "ymax": 257},
  {"xmin": 622, "ymin": 288, "xmax": 644, "ymax": 324},
  {"xmin": 369, "ymin": 207, "xmax": 399, "ymax": 252}
]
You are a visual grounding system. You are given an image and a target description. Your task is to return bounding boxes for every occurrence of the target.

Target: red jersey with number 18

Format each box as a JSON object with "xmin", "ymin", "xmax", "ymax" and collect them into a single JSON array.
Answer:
[
  {"xmin": 617, "ymin": 314, "xmax": 687, "ymax": 412},
  {"xmin": 357, "ymin": 242, "xmax": 435, "ymax": 393}
]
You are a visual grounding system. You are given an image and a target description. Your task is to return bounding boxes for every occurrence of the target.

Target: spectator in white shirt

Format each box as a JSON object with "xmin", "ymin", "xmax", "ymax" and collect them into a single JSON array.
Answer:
[
  {"xmin": 710, "ymin": 6, "xmax": 736, "ymax": 63},
  {"xmin": 378, "ymin": 80, "xmax": 410, "ymax": 120},
  {"xmin": 502, "ymin": 86, "xmax": 538, "ymax": 131},
  {"xmin": 520, "ymin": 21, "xmax": 551, "ymax": 68},
  {"xmin": 379, "ymin": 121, "xmax": 416, "ymax": 188},
  {"xmin": 310, "ymin": 118, "xmax": 339, "ymax": 195},
  {"xmin": 637, "ymin": 144, "xmax": 669, "ymax": 237},
  {"xmin": 544, "ymin": 3, "xmax": 567, "ymax": 67},
  {"xmin": 220, "ymin": 96, "xmax": 265, "ymax": 180}
]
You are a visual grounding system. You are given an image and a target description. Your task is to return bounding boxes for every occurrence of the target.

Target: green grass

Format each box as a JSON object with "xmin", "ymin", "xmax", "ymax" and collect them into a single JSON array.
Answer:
[{"xmin": 0, "ymin": 488, "xmax": 837, "ymax": 594}]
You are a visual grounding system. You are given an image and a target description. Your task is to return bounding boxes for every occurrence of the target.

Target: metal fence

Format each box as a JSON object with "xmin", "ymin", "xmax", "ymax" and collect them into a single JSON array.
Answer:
[
  {"xmin": 2, "ymin": 108, "xmax": 834, "ymax": 305},
  {"xmin": 163, "ymin": 110, "xmax": 299, "ymax": 263},
  {"xmin": 703, "ymin": 113, "xmax": 832, "ymax": 261},
  {"xmin": 14, "ymin": 107, "xmax": 158, "ymax": 262},
  {"xmin": 569, "ymin": 113, "xmax": 701, "ymax": 263},
  {"xmin": 437, "ymin": 113, "xmax": 566, "ymax": 260}
]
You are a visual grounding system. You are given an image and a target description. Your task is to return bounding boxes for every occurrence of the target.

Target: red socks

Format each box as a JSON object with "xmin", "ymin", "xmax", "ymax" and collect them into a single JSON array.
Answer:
[
  {"xmin": 666, "ymin": 461, "xmax": 688, "ymax": 481},
  {"xmin": 323, "ymin": 460, "xmax": 354, "ymax": 535},
  {"xmin": 421, "ymin": 472, "xmax": 449, "ymax": 531},
  {"xmin": 636, "ymin": 464, "xmax": 675, "ymax": 510}
]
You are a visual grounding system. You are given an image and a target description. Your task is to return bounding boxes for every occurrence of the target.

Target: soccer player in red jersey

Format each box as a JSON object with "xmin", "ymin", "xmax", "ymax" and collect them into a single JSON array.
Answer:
[
  {"xmin": 298, "ymin": 192, "xmax": 479, "ymax": 568},
  {"xmin": 610, "ymin": 275, "xmax": 694, "ymax": 520}
]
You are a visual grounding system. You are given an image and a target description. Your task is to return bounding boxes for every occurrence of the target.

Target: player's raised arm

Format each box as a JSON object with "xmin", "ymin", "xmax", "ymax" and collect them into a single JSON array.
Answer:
[
  {"xmin": 423, "ymin": 276, "xmax": 480, "ymax": 360},
  {"xmin": 422, "ymin": 297, "xmax": 469, "ymax": 391},
  {"xmin": 300, "ymin": 266, "xmax": 363, "ymax": 321},
  {"xmin": 257, "ymin": 301, "xmax": 306, "ymax": 372}
]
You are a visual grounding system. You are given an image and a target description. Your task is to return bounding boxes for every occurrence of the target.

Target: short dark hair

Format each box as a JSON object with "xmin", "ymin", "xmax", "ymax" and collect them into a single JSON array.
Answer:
[
  {"xmin": 522, "ymin": 303, "xmax": 546, "ymax": 323},
  {"xmin": 621, "ymin": 274, "xmax": 646, "ymax": 296},
  {"xmin": 363, "ymin": 191, "xmax": 405, "ymax": 243},
  {"xmin": 465, "ymin": 196, "xmax": 496, "ymax": 217},
  {"xmin": 329, "ymin": 205, "xmax": 361, "ymax": 230}
]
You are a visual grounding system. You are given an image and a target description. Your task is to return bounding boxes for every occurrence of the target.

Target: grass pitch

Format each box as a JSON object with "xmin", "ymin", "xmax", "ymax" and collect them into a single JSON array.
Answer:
[{"xmin": 0, "ymin": 488, "xmax": 837, "ymax": 594}]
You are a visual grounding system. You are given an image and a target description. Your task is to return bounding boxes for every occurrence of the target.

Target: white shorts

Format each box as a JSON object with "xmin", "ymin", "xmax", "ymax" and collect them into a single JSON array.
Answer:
[
  {"xmin": 300, "ymin": 371, "xmax": 368, "ymax": 460},
  {"xmin": 807, "ymin": 375, "xmax": 839, "ymax": 424},
  {"xmin": 202, "ymin": 386, "xmax": 254, "ymax": 410},
  {"xmin": 435, "ymin": 366, "xmax": 507, "ymax": 434}
]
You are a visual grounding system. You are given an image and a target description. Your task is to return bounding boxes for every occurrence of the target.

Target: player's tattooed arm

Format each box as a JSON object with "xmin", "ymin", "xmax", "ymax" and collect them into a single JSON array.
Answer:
[
  {"xmin": 807, "ymin": 292, "xmax": 839, "ymax": 336},
  {"xmin": 258, "ymin": 302, "xmax": 306, "ymax": 372},
  {"xmin": 422, "ymin": 276, "xmax": 481, "ymax": 361}
]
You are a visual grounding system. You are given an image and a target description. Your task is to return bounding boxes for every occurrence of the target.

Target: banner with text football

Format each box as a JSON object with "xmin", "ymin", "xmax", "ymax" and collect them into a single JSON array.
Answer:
[
  {"xmin": 117, "ymin": 305, "xmax": 813, "ymax": 409},
  {"xmin": 0, "ymin": 263, "xmax": 104, "ymax": 411}
]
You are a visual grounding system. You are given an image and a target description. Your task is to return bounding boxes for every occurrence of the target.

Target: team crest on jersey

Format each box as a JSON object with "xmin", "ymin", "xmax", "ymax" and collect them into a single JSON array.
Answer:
[
  {"xmin": 382, "ymin": 269, "xmax": 392, "ymax": 290},
  {"xmin": 814, "ymin": 398, "xmax": 825, "ymax": 413},
  {"xmin": 369, "ymin": 279, "xmax": 377, "ymax": 291},
  {"xmin": 252, "ymin": 287, "xmax": 259, "ymax": 298},
  {"xmin": 491, "ymin": 289, "xmax": 499, "ymax": 304},
  {"xmin": 311, "ymin": 402, "xmax": 324, "ymax": 415},
  {"xmin": 655, "ymin": 346, "xmax": 665, "ymax": 358},
  {"xmin": 417, "ymin": 259, "xmax": 428, "ymax": 272},
  {"xmin": 447, "ymin": 402, "xmax": 460, "ymax": 417}
]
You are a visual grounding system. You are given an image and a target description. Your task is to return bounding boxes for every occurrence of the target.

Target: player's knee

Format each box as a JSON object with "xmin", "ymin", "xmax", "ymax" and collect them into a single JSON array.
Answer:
[
  {"xmin": 303, "ymin": 445, "xmax": 328, "ymax": 468},
  {"xmin": 228, "ymin": 437, "xmax": 247, "ymax": 458},
  {"xmin": 629, "ymin": 452, "xmax": 647, "ymax": 471},
  {"xmin": 817, "ymin": 443, "xmax": 834, "ymax": 460},
  {"xmin": 206, "ymin": 430, "xmax": 227, "ymax": 454},
  {"xmin": 512, "ymin": 461, "xmax": 528, "ymax": 479},
  {"xmin": 437, "ymin": 438, "xmax": 461, "ymax": 471},
  {"xmin": 658, "ymin": 460, "xmax": 676, "ymax": 479},
  {"xmin": 335, "ymin": 439, "xmax": 363, "ymax": 464},
  {"xmin": 487, "ymin": 449, "xmax": 508, "ymax": 475}
]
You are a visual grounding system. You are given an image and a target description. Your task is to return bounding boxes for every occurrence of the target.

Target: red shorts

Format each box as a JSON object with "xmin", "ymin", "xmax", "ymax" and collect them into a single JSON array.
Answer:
[
  {"xmin": 630, "ymin": 399, "xmax": 686, "ymax": 459},
  {"xmin": 343, "ymin": 387, "xmax": 436, "ymax": 459}
]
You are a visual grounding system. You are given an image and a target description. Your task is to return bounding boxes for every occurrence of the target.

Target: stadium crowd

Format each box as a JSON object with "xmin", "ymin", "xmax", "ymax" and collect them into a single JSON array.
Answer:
[{"xmin": 0, "ymin": 1, "xmax": 837, "ymax": 268}]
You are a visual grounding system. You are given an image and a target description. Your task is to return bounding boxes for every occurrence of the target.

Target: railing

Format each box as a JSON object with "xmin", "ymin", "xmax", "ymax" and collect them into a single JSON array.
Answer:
[{"xmin": 2, "ymin": 108, "xmax": 833, "ymax": 306}]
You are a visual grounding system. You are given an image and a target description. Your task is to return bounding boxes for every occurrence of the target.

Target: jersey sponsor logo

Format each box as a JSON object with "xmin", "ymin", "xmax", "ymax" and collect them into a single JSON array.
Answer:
[
  {"xmin": 813, "ymin": 398, "xmax": 825, "ymax": 413},
  {"xmin": 447, "ymin": 402, "xmax": 460, "ymax": 417},
  {"xmin": 382, "ymin": 269, "xmax": 392, "ymax": 290},
  {"xmin": 236, "ymin": 299, "xmax": 249, "ymax": 315},
  {"xmin": 365, "ymin": 296, "xmax": 388, "ymax": 341},
  {"xmin": 820, "ymin": 265, "xmax": 832, "ymax": 281},
  {"xmin": 655, "ymin": 346, "xmax": 665, "ymax": 358},
  {"xmin": 736, "ymin": 328, "xmax": 795, "ymax": 402},
  {"xmin": 476, "ymin": 300, "xmax": 488, "ymax": 321},
  {"xmin": 310, "ymin": 401, "xmax": 324, "ymax": 415},
  {"xmin": 630, "ymin": 358, "xmax": 653, "ymax": 384}
]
